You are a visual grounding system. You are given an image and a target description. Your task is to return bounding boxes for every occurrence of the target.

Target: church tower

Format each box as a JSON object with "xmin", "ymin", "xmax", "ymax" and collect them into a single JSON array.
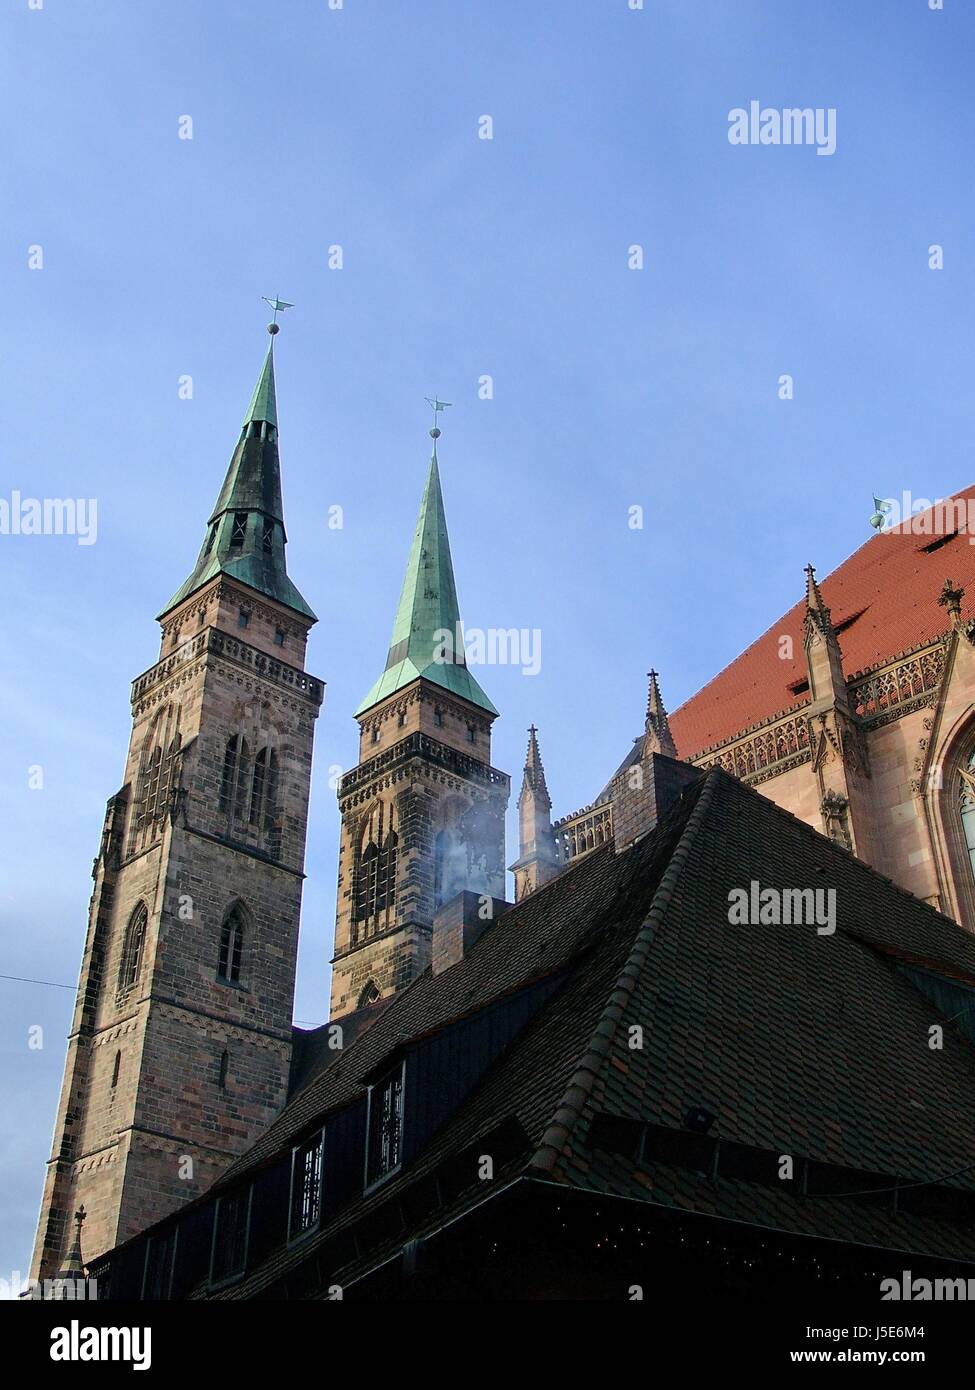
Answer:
[
  {"xmin": 31, "ymin": 322, "xmax": 323, "ymax": 1280},
  {"xmin": 329, "ymin": 425, "xmax": 509, "ymax": 1020}
]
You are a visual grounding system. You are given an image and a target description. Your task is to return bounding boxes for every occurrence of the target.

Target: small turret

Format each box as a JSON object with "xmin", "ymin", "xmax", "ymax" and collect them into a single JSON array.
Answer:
[
  {"xmin": 510, "ymin": 725, "xmax": 558, "ymax": 902},
  {"xmin": 644, "ymin": 669, "xmax": 678, "ymax": 758}
]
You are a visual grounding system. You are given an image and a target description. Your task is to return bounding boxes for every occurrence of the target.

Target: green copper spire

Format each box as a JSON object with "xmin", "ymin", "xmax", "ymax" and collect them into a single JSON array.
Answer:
[
  {"xmin": 160, "ymin": 321, "xmax": 315, "ymax": 622},
  {"xmin": 242, "ymin": 338, "xmax": 277, "ymax": 430},
  {"xmin": 356, "ymin": 436, "xmax": 496, "ymax": 716}
]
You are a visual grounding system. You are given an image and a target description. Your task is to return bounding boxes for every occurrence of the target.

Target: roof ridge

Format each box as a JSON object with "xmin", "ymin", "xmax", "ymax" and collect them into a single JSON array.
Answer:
[{"xmin": 526, "ymin": 768, "xmax": 721, "ymax": 1177}]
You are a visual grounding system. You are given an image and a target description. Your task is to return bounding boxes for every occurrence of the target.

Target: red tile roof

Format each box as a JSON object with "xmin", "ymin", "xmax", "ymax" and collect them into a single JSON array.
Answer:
[{"xmin": 670, "ymin": 485, "xmax": 975, "ymax": 757}]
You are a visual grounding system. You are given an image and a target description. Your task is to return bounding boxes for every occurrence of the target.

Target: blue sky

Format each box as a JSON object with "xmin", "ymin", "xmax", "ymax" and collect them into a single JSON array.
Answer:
[{"xmin": 1, "ymin": 0, "xmax": 971, "ymax": 1284}]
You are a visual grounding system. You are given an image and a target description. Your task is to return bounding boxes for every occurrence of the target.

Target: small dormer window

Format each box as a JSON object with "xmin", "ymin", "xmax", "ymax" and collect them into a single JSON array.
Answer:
[
  {"xmin": 230, "ymin": 513, "xmax": 248, "ymax": 550},
  {"xmin": 210, "ymin": 1188, "xmax": 251, "ymax": 1287},
  {"xmin": 289, "ymin": 1131, "xmax": 324, "ymax": 1240},
  {"xmin": 366, "ymin": 1060, "xmax": 405, "ymax": 1189},
  {"xmin": 262, "ymin": 521, "xmax": 274, "ymax": 554},
  {"xmin": 203, "ymin": 522, "xmax": 217, "ymax": 557}
]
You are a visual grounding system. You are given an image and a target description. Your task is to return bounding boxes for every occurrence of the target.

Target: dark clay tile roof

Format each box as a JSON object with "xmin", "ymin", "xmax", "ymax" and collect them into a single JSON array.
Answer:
[
  {"xmin": 670, "ymin": 485, "xmax": 975, "ymax": 756},
  {"xmin": 534, "ymin": 769, "xmax": 975, "ymax": 1261},
  {"xmin": 208, "ymin": 767, "xmax": 975, "ymax": 1296},
  {"xmin": 217, "ymin": 784, "xmax": 698, "ymax": 1191}
]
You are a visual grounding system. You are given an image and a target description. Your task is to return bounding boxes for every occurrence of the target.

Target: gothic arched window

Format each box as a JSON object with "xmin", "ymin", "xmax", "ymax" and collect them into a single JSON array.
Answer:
[
  {"xmin": 118, "ymin": 902, "xmax": 148, "ymax": 995},
  {"xmin": 131, "ymin": 706, "xmax": 182, "ymax": 853},
  {"xmin": 353, "ymin": 807, "xmax": 398, "ymax": 931},
  {"xmin": 218, "ymin": 906, "xmax": 245, "ymax": 985},
  {"xmin": 958, "ymin": 750, "xmax": 975, "ymax": 878}
]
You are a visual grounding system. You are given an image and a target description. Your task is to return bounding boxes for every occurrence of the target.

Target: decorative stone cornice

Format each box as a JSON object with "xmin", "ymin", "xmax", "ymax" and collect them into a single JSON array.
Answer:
[
  {"xmin": 357, "ymin": 682, "xmax": 493, "ymax": 738},
  {"xmin": 339, "ymin": 731, "xmax": 509, "ymax": 805},
  {"xmin": 131, "ymin": 627, "xmax": 324, "ymax": 709}
]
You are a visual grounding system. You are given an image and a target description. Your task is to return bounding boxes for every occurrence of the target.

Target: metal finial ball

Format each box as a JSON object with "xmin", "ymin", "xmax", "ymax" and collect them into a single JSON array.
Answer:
[
  {"xmin": 267, "ymin": 322, "xmax": 280, "ymax": 335},
  {"xmin": 430, "ymin": 427, "xmax": 441, "ymax": 439}
]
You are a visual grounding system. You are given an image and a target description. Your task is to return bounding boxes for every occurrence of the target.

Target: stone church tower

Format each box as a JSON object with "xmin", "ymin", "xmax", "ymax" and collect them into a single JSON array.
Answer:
[
  {"xmin": 31, "ymin": 326, "xmax": 323, "ymax": 1279},
  {"xmin": 329, "ymin": 431, "xmax": 509, "ymax": 1020}
]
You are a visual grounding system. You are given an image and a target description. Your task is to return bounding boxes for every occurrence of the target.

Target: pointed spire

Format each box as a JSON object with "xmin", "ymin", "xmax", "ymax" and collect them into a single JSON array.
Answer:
[
  {"xmin": 243, "ymin": 337, "xmax": 277, "ymax": 430},
  {"xmin": 802, "ymin": 562, "xmax": 848, "ymax": 707},
  {"xmin": 57, "ymin": 1205, "xmax": 86, "ymax": 1280},
  {"xmin": 160, "ymin": 319, "xmax": 315, "ymax": 622},
  {"xmin": 519, "ymin": 725, "xmax": 551, "ymax": 809},
  {"xmin": 356, "ymin": 429, "xmax": 496, "ymax": 716},
  {"xmin": 512, "ymin": 723, "xmax": 557, "ymax": 900},
  {"xmin": 803, "ymin": 562, "xmax": 833, "ymax": 636},
  {"xmin": 643, "ymin": 669, "xmax": 677, "ymax": 758}
]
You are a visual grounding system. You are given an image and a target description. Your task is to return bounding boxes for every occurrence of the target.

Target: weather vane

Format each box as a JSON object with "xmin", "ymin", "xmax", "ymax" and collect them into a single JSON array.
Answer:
[
  {"xmin": 424, "ymin": 396, "xmax": 452, "ymax": 441},
  {"xmin": 263, "ymin": 295, "xmax": 295, "ymax": 336}
]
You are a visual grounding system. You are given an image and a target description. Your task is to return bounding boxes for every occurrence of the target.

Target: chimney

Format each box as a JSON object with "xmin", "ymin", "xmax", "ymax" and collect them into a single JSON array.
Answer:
[
  {"xmin": 432, "ymin": 889, "xmax": 510, "ymax": 975},
  {"xmin": 612, "ymin": 751, "xmax": 700, "ymax": 851}
]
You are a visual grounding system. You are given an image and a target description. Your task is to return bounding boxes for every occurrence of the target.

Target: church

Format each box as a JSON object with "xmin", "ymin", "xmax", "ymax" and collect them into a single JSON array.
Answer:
[{"xmin": 31, "ymin": 328, "xmax": 975, "ymax": 1300}]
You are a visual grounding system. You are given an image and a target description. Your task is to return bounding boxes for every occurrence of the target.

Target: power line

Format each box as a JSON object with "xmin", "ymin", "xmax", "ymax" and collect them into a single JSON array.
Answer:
[
  {"xmin": 0, "ymin": 972, "xmax": 74, "ymax": 990},
  {"xmin": 0, "ymin": 971, "xmax": 328, "ymax": 1029}
]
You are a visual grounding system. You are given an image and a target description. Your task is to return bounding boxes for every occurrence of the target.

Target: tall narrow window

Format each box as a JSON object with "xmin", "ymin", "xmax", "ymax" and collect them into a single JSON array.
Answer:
[
  {"xmin": 210, "ymin": 1189, "xmax": 250, "ymax": 1287},
  {"xmin": 234, "ymin": 739, "xmax": 250, "ymax": 822},
  {"xmin": 111, "ymin": 1051, "xmax": 121, "ymax": 1088},
  {"xmin": 219, "ymin": 736, "xmax": 250, "ymax": 822},
  {"xmin": 143, "ymin": 747, "xmax": 162, "ymax": 823},
  {"xmin": 250, "ymin": 748, "xmax": 267, "ymax": 824},
  {"xmin": 218, "ymin": 907, "xmax": 245, "ymax": 985},
  {"xmin": 960, "ymin": 751, "xmax": 975, "ymax": 878},
  {"xmin": 160, "ymin": 733, "xmax": 181, "ymax": 818},
  {"xmin": 376, "ymin": 831, "xmax": 398, "ymax": 912},
  {"xmin": 218, "ymin": 1050, "xmax": 229, "ymax": 1089},
  {"xmin": 219, "ymin": 736, "xmax": 239, "ymax": 814},
  {"xmin": 230, "ymin": 512, "xmax": 248, "ymax": 550},
  {"xmin": 355, "ymin": 842, "xmax": 380, "ymax": 924},
  {"xmin": 262, "ymin": 520, "xmax": 274, "ymax": 553},
  {"xmin": 366, "ymin": 1062, "xmax": 405, "ymax": 1188},
  {"xmin": 118, "ymin": 902, "xmax": 148, "ymax": 994},
  {"xmin": 264, "ymin": 751, "xmax": 278, "ymax": 830},
  {"xmin": 289, "ymin": 1132, "xmax": 324, "ymax": 1239}
]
